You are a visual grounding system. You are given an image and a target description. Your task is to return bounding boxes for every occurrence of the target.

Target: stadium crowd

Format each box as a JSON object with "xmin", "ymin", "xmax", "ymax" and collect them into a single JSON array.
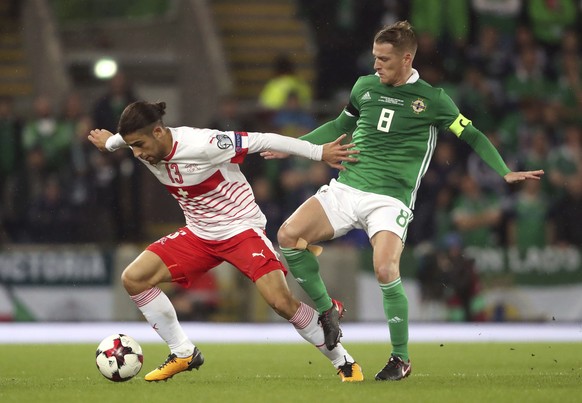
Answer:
[{"xmin": 0, "ymin": 0, "xmax": 581, "ymax": 257}]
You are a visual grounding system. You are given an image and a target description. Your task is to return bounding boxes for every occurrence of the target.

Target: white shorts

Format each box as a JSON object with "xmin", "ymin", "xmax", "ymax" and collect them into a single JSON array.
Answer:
[{"xmin": 314, "ymin": 179, "xmax": 414, "ymax": 242}]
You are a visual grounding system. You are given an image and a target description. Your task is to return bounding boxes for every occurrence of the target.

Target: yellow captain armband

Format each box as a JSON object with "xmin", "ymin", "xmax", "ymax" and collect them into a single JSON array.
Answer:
[{"xmin": 449, "ymin": 114, "xmax": 472, "ymax": 137}]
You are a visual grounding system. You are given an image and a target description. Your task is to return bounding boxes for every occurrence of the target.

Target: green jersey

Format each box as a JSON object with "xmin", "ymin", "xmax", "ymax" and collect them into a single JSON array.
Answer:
[
  {"xmin": 301, "ymin": 70, "xmax": 510, "ymax": 210},
  {"xmin": 340, "ymin": 72, "xmax": 466, "ymax": 209}
]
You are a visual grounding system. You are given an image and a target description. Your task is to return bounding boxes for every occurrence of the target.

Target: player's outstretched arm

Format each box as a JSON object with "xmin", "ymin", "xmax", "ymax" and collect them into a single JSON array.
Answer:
[
  {"xmin": 260, "ymin": 133, "xmax": 359, "ymax": 170},
  {"xmin": 504, "ymin": 170, "xmax": 545, "ymax": 184},
  {"xmin": 88, "ymin": 129, "xmax": 113, "ymax": 151},
  {"xmin": 259, "ymin": 149, "xmax": 290, "ymax": 160},
  {"xmin": 88, "ymin": 130, "xmax": 128, "ymax": 152}
]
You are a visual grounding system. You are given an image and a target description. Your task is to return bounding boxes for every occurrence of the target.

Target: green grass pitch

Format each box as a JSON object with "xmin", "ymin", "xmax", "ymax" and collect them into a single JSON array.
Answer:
[{"xmin": 1, "ymin": 342, "xmax": 580, "ymax": 403}]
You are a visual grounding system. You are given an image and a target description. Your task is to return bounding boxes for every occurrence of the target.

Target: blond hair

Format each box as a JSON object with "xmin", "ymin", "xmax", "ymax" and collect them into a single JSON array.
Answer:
[{"xmin": 374, "ymin": 20, "xmax": 417, "ymax": 56}]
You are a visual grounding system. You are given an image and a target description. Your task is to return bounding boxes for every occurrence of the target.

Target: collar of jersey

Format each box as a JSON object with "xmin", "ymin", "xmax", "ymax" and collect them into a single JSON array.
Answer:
[{"xmin": 406, "ymin": 69, "xmax": 419, "ymax": 84}]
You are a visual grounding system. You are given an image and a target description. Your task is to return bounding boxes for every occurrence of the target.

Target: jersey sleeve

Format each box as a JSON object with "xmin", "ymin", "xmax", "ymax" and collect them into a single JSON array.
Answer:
[
  {"xmin": 460, "ymin": 125, "xmax": 511, "ymax": 177},
  {"xmin": 434, "ymin": 88, "xmax": 464, "ymax": 134},
  {"xmin": 432, "ymin": 89, "xmax": 510, "ymax": 177},
  {"xmin": 247, "ymin": 132, "xmax": 322, "ymax": 161},
  {"xmin": 105, "ymin": 133, "xmax": 128, "ymax": 151},
  {"xmin": 205, "ymin": 130, "xmax": 323, "ymax": 165},
  {"xmin": 204, "ymin": 130, "xmax": 248, "ymax": 165}
]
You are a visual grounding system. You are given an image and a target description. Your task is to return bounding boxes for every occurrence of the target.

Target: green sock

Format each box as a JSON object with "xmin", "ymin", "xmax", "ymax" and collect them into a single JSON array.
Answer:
[
  {"xmin": 280, "ymin": 247, "xmax": 332, "ymax": 313},
  {"xmin": 380, "ymin": 278, "xmax": 409, "ymax": 361}
]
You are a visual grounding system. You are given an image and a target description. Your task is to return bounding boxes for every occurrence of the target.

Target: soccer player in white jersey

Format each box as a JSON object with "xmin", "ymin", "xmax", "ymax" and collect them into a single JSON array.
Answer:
[{"xmin": 88, "ymin": 100, "xmax": 362, "ymax": 382}]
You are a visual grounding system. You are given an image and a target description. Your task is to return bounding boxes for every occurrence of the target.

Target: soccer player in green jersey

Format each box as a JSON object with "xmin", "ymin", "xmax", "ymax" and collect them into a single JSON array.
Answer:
[{"xmin": 267, "ymin": 21, "xmax": 544, "ymax": 381}]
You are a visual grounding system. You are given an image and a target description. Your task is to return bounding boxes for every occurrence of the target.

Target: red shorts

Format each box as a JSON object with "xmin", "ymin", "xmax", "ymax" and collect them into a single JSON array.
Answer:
[{"xmin": 146, "ymin": 227, "xmax": 286, "ymax": 287}]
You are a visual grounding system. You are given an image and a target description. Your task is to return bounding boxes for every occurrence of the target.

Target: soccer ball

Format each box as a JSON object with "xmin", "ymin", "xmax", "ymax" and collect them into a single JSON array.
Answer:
[{"xmin": 95, "ymin": 334, "xmax": 143, "ymax": 382}]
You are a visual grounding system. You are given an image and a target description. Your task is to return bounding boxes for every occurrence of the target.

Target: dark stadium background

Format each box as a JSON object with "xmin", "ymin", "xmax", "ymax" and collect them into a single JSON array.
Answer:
[{"xmin": 0, "ymin": 0, "xmax": 581, "ymax": 326}]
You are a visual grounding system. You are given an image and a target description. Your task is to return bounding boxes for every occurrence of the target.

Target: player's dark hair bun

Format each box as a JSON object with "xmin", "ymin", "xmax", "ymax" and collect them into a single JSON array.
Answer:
[
  {"xmin": 155, "ymin": 101, "xmax": 166, "ymax": 116},
  {"xmin": 118, "ymin": 100, "xmax": 167, "ymax": 135}
]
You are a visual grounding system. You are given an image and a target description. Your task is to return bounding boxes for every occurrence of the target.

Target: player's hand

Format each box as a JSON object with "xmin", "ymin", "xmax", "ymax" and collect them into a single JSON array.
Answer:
[
  {"xmin": 504, "ymin": 170, "xmax": 544, "ymax": 183},
  {"xmin": 260, "ymin": 150, "xmax": 290, "ymax": 160},
  {"xmin": 88, "ymin": 129, "xmax": 114, "ymax": 151},
  {"xmin": 322, "ymin": 134, "xmax": 359, "ymax": 171}
]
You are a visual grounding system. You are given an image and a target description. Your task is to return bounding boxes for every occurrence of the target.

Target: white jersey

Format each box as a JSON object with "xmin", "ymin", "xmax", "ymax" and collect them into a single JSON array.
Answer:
[{"xmin": 108, "ymin": 126, "xmax": 322, "ymax": 240}]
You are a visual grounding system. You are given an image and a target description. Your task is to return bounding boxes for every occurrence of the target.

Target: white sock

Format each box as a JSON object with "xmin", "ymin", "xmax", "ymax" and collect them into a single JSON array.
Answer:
[
  {"xmin": 289, "ymin": 302, "xmax": 355, "ymax": 368},
  {"xmin": 131, "ymin": 287, "xmax": 195, "ymax": 358}
]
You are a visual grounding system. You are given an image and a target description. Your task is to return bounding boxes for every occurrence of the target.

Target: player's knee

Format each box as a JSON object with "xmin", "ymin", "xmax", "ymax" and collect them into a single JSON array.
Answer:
[
  {"xmin": 121, "ymin": 266, "xmax": 148, "ymax": 295},
  {"xmin": 277, "ymin": 224, "xmax": 296, "ymax": 248},
  {"xmin": 267, "ymin": 293, "xmax": 298, "ymax": 320},
  {"xmin": 375, "ymin": 260, "xmax": 400, "ymax": 284}
]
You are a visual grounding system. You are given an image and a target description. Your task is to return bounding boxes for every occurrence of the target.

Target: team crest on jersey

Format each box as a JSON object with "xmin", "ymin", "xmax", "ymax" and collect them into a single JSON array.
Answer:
[
  {"xmin": 215, "ymin": 134, "xmax": 233, "ymax": 149},
  {"xmin": 411, "ymin": 98, "xmax": 427, "ymax": 114}
]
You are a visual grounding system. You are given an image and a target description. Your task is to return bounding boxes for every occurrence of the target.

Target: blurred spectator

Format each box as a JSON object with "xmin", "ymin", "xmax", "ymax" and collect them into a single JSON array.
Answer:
[
  {"xmin": 277, "ymin": 157, "xmax": 333, "ymax": 222},
  {"xmin": 0, "ymin": 97, "xmax": 23, "ymax": 240},
  {"xmin": 439, "ymin": 234, "xmax": 485, "ymax": 322},
  {"xmin": 411, "ymin": 32, "xmax": 446, "ymax": 82},
  {"xmin": 409, "ymin": 140, "xmax": 463, "ymax": 244},
  {"xmin": 513, "ymin": 23, "xmax": 544, "ymax": 55},
  {"xmin": 540, "ymin": 101, "xmax": 564, "ymax": 145},
  {"xmin": 18, "ymin": 147, "xmax": 50, "ymax": 242},
  {"xmin": 258, "ymin": 54, "xmax": 312, "ymax": 111},
  {"xmin": 416, "ymin": 244, "xmax": 448, "ymax": 321},
  {"xmin": 521, "ymin": 129, "xmax": 553, "ymax": 195},
  {"xmin": 93, "ymin": 71, "xmax": 137, "ymax": 132},
  {"xmin": 91, "ymin": 71, "xmax": 142, "ymax": 241},
  {"xmin": 272, "ymin": 91, "xmax": 317, "ymax": 138},
  {"xmin": 556, "ymin": 52, "xmax": 582, "ymax": 125},
  {"xmin": 547, "ymin": 124, "xmax": 582, "ymax": 196},
  {"xmin": 471, "ymin": 0, "xmax": 522, "ymax": 51},
  {"xmin": 432, "ymin": 186, "xmax": 456, "ymax": 247},
  {"xmin": 409, "ymin": 0, "xmax": 469, "ymax": 45},
  {"xmin": 207, "ymin": 94, "xmax": 256, "ymax": 132},
  {"xmin": 526, "ymin": 0, "xmax": 577, "ymax": 56},
  {"xmin": 498, "ymin": 98, "xmax": 543, "ymax": 156},
  {"xmin": 550, "ymin": 175, "xmax": 582, "ymax": 246},
  {"xmin": 466, "ymin": 25, "xmax": 512, "ymax": 80},
  {"xmin": 409, "ymin": 0, "xmax": 470, "ymax": 79},
  {"xmin": 417, "ymin": 232, "xmax": 486, "ymax": 322},
  {"xmin": 507, "ymin": 179, "xmax": 553, "ymax": 252},
  {"xmin": 352, "ymin": 0, "xmax": 409, "ymax": 77},
  {"xmin": 505, "ymin": 44, "xmax": 554, "ymax": 105},
  {"xmin": 61, "ymin": 93, "xmax": 93, "ymax": 206},
  {"xmin": 554, "ymin": 28, "xmax": 581, "ymax": 78},
  {"xmin": 252, "ymin": 176, "xmax": 282, "ymax": 241},
  {"xmin": 22, "ymin": 94, "xmax": 72, "ymax": 174},
  {"xmin": 26, "ymin": 175, "xmax": 75, "ymax": 243},
  {"xmin": 456, "ymin": 64, "xmax": 505, "ymax": 133},
  {"xmin": 298, "ymin": 0, "xmax": 359, "ymax": 98},
  {"xmin": 0, "ymin": 97, "xmax": 22, "ymax": 190},
  {"xmin": 452, "ymin": 175, "xmax": 502, "ymax": 247}
]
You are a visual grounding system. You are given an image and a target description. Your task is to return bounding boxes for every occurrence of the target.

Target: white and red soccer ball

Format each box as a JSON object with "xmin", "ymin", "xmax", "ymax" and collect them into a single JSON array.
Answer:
[{"xmin": 95, "ymin": 334, "xmax": 143, "ymax": 382}]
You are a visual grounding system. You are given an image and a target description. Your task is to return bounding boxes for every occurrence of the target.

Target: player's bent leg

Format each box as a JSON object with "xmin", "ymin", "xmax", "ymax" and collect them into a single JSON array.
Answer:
[
  {"xmin": 255, "ymin": 270, "xmax": 300, "ymax": 319},
  {"xmin": 371, "ymin": 231, "xmax": 411, "ymax": 379},
  {"xmin": 123, "ymin": 250, "xmax": 200, "ymax": 381},
  {"xmin": 278, "ymin": 198, "xmax": 344, "ymax": 349},
  {"xmin": 278, "ymin": 295, "xmax": 363, "ymax": 382},
  {"xmin": 277, "ymin": 197, "xmax": 333, "ymax": 250},
  {"xmin": 121, "ymin": 250, "xmax": 173, "ymax": 295}
]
